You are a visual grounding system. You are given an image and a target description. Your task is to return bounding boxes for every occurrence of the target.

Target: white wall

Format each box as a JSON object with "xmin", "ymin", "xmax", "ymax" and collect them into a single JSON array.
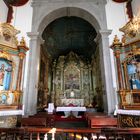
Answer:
[
  {"xmin": 12, "ymin": 1, "xmax": 32, "ymax": 45},
  {"xmin": 0, "ymin": 1, "xmax": 8, "ymax": 22},
  {"xmin": 106, "ymin": 0, "xmax": 128, "ymax": 88},
  {"xmin": 132, "ymin": 0, "xmax": 140, "ymax": 16},
  {"xmin": 106, "ymin": 0, "xmax": 128, "ymax": 44},
  {"xmin": 11, "ymin": 1, "xmax": 33, "ymax": 90}
]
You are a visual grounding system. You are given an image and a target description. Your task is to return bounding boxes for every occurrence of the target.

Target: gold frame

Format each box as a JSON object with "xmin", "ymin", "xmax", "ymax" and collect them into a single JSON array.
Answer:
[{"xmin": 120, "ymin": 47, "xmax": 140, "ymax": 109}]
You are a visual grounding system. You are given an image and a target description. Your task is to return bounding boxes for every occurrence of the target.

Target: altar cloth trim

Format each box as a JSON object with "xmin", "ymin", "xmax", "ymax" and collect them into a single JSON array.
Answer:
[
  {"xmin": 116, "ymin": 109, "xmax": 140, "ymax": 116},
  {"xmin": 56, "ymin": 107, "xmax": 86, "ymax": 112},
  {"xmin": 0, "ymin": 109, "xmax": 23, "ymax": 116}
]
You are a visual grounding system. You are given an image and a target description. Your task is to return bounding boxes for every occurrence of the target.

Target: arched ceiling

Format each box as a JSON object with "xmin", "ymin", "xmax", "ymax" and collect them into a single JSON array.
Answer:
[{"xmin": 42, "ymin": 16, "xmax": 97, "ymax": 60}]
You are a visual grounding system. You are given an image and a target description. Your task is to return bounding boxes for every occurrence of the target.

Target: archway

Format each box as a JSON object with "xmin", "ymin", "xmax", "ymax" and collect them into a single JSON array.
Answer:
[
  {"xmin": 37, "ymin": 16, "xmax": 104, "ymax": 111},
  {"xmin": 25, "ymin": 2, "xmax": 115, "ymax": 115}
]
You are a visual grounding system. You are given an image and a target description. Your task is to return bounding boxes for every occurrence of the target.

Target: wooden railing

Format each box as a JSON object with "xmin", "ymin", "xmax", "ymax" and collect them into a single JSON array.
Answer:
[{"xmin": 0, "ymin": 127, "xmax": 140, "ymax": 140}]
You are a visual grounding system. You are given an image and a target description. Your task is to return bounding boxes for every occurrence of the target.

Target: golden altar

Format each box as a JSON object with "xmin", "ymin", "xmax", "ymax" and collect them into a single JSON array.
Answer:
[{"xmin": 0, "ymin": 23, "xmax": 28, "ymax": 127}]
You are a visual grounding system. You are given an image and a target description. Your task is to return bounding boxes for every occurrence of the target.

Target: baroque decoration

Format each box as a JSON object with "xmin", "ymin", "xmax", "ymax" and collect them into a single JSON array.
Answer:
[
  {"xmin": 51, "ymin": 51, "xmax": 94, "ymax": 107},
  {"xmin": 0, "ymin": 23, "xmax": 28, "ymax": 127},
  {"xmin": 111, "ymin": 14, "xmax": 140, "ymax": 110}
]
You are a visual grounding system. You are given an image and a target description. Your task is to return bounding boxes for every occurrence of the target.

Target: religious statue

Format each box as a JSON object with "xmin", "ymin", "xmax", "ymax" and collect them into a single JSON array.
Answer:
[
  {"xmin": 70, "ymin": 90, "xmax": 75, "ymax": 98},
  {"xmin": 0, "ymin": 64, "xmax": 5, "ymax": 86}
]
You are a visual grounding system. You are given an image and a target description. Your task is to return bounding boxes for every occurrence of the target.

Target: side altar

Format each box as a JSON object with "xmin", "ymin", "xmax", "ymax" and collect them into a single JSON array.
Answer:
[
  {"xmin": 111, "ymin": 15, "xmax": 140, "ymax": 127},
  {"xmin": 0, "ymin": 23, "xmax": 28, "ymax": 127}
]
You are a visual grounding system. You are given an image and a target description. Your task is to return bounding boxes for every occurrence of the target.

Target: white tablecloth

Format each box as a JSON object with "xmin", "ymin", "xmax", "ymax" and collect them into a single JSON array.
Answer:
[
  {"xmin": 116, "ymin": 109, "xmax": 140, "ymax": 116},
  {"xmin": 56, "ymin": 107, "xmax": 86, "ymax": 112},
  {"xmin": 56, "ymin": 107, "xmax": 86, "ymax": 118},
  {"xmin": 0, "ymin": 110, "xmax": 23, "ymax": 116}
]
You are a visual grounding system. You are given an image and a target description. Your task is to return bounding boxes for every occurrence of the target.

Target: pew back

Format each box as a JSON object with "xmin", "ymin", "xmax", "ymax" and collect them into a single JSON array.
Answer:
[{"xmin": 21, "ymin": 117, "xmax": 46, "ymax": 127}]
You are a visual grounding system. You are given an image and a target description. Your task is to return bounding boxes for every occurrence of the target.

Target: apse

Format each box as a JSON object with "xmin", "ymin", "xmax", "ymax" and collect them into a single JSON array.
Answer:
[{"xmin": 42, "ymin": 16, "xmax": 97, "ymax": 60}]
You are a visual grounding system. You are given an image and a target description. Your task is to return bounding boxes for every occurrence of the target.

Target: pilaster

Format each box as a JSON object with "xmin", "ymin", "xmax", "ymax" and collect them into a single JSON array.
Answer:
[
  {"xmin": 99, "ymin": 29, "xmax": 116, "ymax": 114},
  {"xmin": 24, "ymin": 32, "xmax": 41, "ymax": 116}
]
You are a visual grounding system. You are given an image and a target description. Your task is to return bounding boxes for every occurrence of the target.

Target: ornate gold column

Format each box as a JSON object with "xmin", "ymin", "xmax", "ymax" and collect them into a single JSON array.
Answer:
[
  {"xmin": 80, "ymin": 62, "xmax": 84, "ymax": 90},
  {"xmin": 88, "ymin": 64, "xmax": 93, "ymax": 91},
  {"xmin": 52, "ymin": 60, "xmax": 56, "ymax": 91},
  {"xmin": 16, "ymin": 37, "xmax": 28, "ymax": 91},
  {"xmin": 111, "ymin": 35, "xmax": 124, "ymax": 90},
  {"xmin": 122, "ymin": 62, "xmax": 129, "ymax": 89}
]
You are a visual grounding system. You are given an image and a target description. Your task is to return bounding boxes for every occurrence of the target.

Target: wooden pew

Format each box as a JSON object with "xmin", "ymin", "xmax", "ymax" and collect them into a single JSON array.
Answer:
[
  {"xmin": 21, "ymin": 117, "xmax": 47, "ymax": 127},
  {"xmin": 29, "ymin": 113, "xmax": 55, "ymax": 127},
  {"xmin": 85, "ymin": 112, "xmax": 107, "ymax": 120},
  {"xmin": 88, "ymin": 116, "xmax": 117, "ymax": 128}
]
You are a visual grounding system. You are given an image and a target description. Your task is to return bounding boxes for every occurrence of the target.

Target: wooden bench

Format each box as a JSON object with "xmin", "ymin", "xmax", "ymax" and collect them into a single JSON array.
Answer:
[
  {"xmin": 21, "ymin": 117, "xmax": 47, "ymax": 127},
  {"xmin": 29, "ymin": 113, "xmax": 55, "ymax": 127},
  {"xmin": 88, "ymin": 116, "xmax": 117, "ymax": 128},
  {"xmin": 85, "ymin": 112, "xmax": 107, "ymax": 120}
]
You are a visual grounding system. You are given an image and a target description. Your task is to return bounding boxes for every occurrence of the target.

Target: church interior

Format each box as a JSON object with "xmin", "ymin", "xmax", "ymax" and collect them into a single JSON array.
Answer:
[{"xmin": 0, "ymin": 0, "xmax": 140, "ymax": 139}]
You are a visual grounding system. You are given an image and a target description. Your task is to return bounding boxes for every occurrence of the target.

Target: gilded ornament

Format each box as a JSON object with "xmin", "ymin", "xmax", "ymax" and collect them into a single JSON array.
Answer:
[
  {"xmin": 0, "ymin": 51, "xmax": 12, "ymax": 61},
  {"xmin": 113, "ymin": 35, "xmax": 120, "ymax": 44},
  {"xmin": 6, "ymin": 116, "xmax": 17, "ymax": 127},
  {"xmin": 19, "ymin": 37, "xmax": 26, "ymax": 46},
  {"xmin": 121, "ymin": 34, "xmax": 126, "ymax": 45}
]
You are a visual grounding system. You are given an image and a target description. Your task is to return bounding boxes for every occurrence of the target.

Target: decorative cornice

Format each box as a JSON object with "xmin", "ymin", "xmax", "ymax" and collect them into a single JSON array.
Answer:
[{"xmin": 31, "ymin": 0, "xmax": 106, "ymax": 7}]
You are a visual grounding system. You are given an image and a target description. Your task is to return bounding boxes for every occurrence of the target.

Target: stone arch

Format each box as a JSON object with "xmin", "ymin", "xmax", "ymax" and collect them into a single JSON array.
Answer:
[
  {"xmin": 25, "ymin": 1, "xmax": 115, "ymax": 115},
  {"xmin": 35, "ymin": 7, "xmax": 103, "ymax": 35}
]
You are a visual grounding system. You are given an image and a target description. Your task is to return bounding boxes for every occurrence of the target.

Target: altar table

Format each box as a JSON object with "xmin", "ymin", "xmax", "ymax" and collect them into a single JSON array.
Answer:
[
  {"xmin": 116, "ymin": 109, "xmax": 140, "ymax": 116},
  {"xmin": 116, "ymin": 109, "xmax": 140, "ymax": 128},
  {"xmin": 56, "ymin": 107, "xmax": 86, "ymax": 118},
  {"xmin": 0, "ymin": 109, "xmax": 23, "ymax": 128},
  {"xmin": 0, "ymin": 109, "xmax": 23, "ymax": 116}
]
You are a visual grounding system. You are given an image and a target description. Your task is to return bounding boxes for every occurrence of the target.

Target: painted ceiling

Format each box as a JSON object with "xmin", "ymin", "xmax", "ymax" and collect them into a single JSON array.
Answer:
[{"xmin": 42, "ymin": 16, "xmax": 97, "ymax": 60}]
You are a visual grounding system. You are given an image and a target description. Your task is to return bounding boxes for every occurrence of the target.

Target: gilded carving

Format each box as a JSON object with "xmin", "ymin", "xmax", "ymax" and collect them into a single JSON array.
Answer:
[
  {"xmin": 0, "ymin": 116, "xmax": 17, "ymax": 128},
  {"xmin": 0, "ymin": 23, "xmax": 20, "ymax": 48},
  {"xmin": 119, "ymin": 115, "xmax": 140, "ymax": 128},
  {"xmin": 51, "ymin": 51, "xmax": 94, "ymax": 106},
  {"xmin": 111, "ymin": 15, "xmax": 140, "ymax": 109},
  {"xmin": 0, "ymin": 23, "xmax": 28, "ymax": 111}
]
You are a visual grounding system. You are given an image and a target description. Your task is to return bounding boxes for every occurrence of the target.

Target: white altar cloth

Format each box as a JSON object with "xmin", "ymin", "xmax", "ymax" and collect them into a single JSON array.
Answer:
[
  {"xmin": 56, "ymin": 107, "xmax": 86, "ymax": 118},
  {"xmin": 116, "ymin": 109, "xmax": 140, "ymax": 116},
  {"xmin": 0, "ymin": 110, "xmax": 23, "ymax": 116},
  {"xmin": 61, "ymin": 99, "xmax": 84, "ymax": 106},
  {"xmin": 56, "ymin": 107, "xmax": 86, "ymax": 112}
]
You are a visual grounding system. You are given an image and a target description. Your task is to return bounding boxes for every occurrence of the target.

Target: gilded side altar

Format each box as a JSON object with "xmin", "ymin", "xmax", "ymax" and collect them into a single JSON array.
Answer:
[{"xmin": 0, "ymin": 23, "xmax": 28, "ymax": 127}]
